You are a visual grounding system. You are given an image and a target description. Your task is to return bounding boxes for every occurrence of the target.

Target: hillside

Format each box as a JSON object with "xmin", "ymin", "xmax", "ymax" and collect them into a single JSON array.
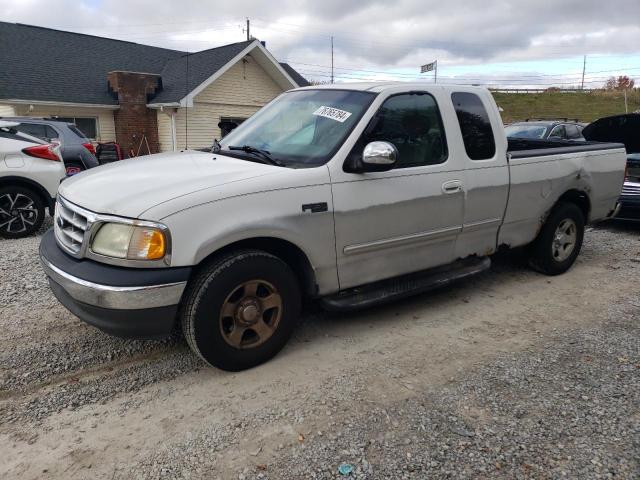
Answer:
[{"xmin": 492, "ymin": 89, "xmax": 640, "ymax": 124}]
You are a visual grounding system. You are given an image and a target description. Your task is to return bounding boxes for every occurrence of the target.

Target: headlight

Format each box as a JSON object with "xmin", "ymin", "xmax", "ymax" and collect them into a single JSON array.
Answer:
[{"xmin": 91, "ymin": 223, "xmax": 167, "ymax": 261}]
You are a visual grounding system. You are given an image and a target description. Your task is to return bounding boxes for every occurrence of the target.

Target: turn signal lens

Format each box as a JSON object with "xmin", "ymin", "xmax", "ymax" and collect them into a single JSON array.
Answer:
[{"xmin": 128, "ymin": 227, "xmax": 166, "ymax": 260}]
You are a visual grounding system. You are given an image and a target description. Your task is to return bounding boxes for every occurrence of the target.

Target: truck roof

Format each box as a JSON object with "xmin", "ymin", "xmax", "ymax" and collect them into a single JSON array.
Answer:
[{"xmin": 292, "ymin": 82, "xmax": 488, "ymax": 93}]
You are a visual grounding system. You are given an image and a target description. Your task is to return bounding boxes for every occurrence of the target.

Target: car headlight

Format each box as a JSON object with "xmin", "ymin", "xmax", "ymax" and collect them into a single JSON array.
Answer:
[{"xmin": 91, "ymin": 223, "xmax": 167, "ymax": 261}]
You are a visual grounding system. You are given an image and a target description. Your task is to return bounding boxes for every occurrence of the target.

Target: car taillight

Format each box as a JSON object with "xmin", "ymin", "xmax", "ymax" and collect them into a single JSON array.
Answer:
[
  {"xmin": 22, "ymin": 144, "xmax": 61, "ymax": 161},
  {"xmin": 83, "ymin": 142, "xmax": 96, "ymax": 155}
]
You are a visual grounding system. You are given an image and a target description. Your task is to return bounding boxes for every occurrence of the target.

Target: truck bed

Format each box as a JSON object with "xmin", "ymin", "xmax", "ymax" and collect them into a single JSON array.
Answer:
[{"xmin": 508, "ymin": 138, "xmax": 625, "ymax": 159}]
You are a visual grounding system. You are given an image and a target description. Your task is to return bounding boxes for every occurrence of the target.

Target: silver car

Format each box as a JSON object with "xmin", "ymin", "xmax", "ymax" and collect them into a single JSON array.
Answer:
[{"xmin": 2, "ymin": 117, "xmax": 99, "ymax": 175}]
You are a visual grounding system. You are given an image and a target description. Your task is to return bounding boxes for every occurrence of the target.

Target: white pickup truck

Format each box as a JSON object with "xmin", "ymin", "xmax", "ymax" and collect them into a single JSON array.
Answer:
[{"xmin": 39, "ymin": 83, "xmax": 626, "ymax": 370}]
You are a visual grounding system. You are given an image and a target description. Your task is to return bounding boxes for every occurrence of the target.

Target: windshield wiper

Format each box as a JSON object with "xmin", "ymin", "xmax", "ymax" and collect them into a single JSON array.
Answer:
[{"xmin": 227, "ymin": 145, "xmax": 283, "ymax": 167}]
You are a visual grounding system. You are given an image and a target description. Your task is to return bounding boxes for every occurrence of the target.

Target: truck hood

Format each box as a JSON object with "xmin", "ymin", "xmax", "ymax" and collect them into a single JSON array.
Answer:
[{"xmin": 58, "ymin": 151, "xmax": 278, "ymax": 218}]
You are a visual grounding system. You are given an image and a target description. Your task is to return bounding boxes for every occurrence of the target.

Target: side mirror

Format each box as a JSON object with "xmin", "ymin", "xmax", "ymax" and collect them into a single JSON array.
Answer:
[{"xmin": 361, "ymin": 141, "xmax": 398, "ymax": 172}]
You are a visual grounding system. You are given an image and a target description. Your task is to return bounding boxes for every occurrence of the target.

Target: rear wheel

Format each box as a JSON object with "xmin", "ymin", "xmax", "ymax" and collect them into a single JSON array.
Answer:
[
  {"xmin": 181, "ymin": 250, "xmax": 301, "ymax": 371},
  {"xmin": 528, "ymin": 202, "xmax": 585, "ymax": 275},
  {"xmin": 0, "ymin": 186, "xmax": 45, "ymax": 238}
]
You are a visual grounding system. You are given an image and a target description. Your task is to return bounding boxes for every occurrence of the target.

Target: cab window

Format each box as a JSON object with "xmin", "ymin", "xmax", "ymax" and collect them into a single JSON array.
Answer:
[
  {"xmin": 451, "ymin": 92, "xmax": 496, "ymax": 160},
  {"xmin": 365, "ymin": 93, "xmax": 447, "ymax": 168}
]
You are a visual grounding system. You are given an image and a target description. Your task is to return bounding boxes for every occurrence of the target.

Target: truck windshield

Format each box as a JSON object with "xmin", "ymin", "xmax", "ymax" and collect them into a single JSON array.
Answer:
[{"xmin": 219, "ymin": 89, "xmax": 376, "ymax": 167}]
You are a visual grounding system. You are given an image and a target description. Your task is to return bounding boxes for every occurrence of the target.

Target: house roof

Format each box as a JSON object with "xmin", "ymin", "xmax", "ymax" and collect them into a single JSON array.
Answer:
[
  {"xmin": 151, "ymin": 41, "xmax": 254, "ymax": 104},
  {"xmin": 279, "ymin": 63, "xmax": 311, "ymax": 89},
  {"xmin": 0, "ymin": 22, "xmax": 309, "ymax": 106}
]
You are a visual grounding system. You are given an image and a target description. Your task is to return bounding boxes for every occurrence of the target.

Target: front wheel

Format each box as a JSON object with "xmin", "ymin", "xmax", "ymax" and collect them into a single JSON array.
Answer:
[
  {"xmin": 528, "ymin": 202, "xmax": 585, "ymax": 275},
  {"xmin": 0, "ymin": 186, "xmax": 45, "ymax": 239},
  {"xmin": 181, "ymin": 250, "xmax": 301, "ymax": 371}
]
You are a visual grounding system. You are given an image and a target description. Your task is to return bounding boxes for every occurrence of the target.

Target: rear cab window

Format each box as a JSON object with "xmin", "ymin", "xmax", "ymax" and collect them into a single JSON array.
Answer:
[{"xmin": 451, "ymin": 92, "xmax": 496, "ymax": 160}]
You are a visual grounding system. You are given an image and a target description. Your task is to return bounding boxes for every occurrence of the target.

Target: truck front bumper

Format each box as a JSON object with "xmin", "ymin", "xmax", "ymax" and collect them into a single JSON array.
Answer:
[{"xmin": 39, "ymin": 229, "xmax": 192, "ymax": 338}]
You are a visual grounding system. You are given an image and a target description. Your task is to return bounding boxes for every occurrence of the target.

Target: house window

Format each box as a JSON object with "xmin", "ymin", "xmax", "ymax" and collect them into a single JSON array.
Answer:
[
  {"xmin": 219, "ymin": 117, "xmax": 247, "ymax": 138},
  {"xmin": 56, "ymin": 117, "xmax": 98, "ymax": 140}
]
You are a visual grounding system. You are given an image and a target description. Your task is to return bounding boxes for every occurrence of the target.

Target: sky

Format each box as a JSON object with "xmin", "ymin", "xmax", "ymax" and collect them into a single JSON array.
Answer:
[{"xmin": 3, "ymin": 0, "xmax": 640, "ymax": 88}]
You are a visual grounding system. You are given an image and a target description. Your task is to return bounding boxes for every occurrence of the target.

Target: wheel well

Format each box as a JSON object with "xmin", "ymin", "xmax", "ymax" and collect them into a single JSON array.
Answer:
[
  {"xmin": 198, "ymin": 238, "xmax": 318, "ymax": 297},
  {"xmin": 0, "ymin": 176, "xmax": 54, "ymax": 214},
  {"xmin": 556, "ymin": 189, "xmax": 590, "ymax": 221}
]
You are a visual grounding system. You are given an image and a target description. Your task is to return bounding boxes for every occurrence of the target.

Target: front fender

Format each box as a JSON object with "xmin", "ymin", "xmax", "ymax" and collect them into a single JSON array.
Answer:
[{"xmin": 161, "ymin": 185, "xmax": 339, "ymax": 295}]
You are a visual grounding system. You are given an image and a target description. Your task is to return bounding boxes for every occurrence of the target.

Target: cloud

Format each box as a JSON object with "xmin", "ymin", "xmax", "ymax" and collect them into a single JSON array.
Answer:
[{"xmin": 2, "ymin": 0, "xmax": 639, "ymax": 85}]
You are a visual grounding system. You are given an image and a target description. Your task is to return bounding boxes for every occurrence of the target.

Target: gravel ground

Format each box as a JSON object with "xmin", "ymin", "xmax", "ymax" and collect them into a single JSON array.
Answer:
[{"xmin": 1, "ymin": 218, "xmax": 638, "ymax": 479}]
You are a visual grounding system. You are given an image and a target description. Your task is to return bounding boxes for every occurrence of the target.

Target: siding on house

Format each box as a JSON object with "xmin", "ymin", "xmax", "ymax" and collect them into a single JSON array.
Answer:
[
  {"xmin": 0, "ymin": 104, "xmax": 16, "ymax": 116},
  {"xmin": 7, "ymin": 104, "xmax": 116, "ymax": 142},
  {"xmin": 169, "ymin": 56, "xmax": 285, "ymax": 151},
  {"xmin": 157, "ymin": 110, "xmax": 174, "ymax": 152}
]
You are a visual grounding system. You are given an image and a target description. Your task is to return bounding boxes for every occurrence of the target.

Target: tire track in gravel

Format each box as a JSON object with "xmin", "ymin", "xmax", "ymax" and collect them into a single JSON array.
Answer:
[{"xmin": 1, "ymin": 342, "xmax": 202, "ymax": 425}]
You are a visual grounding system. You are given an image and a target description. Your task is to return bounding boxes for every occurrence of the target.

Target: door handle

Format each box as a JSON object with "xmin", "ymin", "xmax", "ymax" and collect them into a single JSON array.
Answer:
[{"xmin": 442, "ymin": 180, "xmax": 463, "ymax": 194}]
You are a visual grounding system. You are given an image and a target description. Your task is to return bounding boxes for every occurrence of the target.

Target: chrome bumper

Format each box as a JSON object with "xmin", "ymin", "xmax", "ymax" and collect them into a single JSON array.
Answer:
[
  {"xmin": 40, "ymin": 257, "xmax": 187, "ymax": 310},
  {"xmin": 610, "ymin": 201, "xmax": 622, "ymax": 218},
  {"xmin": 606, "ymin": 201, "xmax": 622, "ymax": 219}
]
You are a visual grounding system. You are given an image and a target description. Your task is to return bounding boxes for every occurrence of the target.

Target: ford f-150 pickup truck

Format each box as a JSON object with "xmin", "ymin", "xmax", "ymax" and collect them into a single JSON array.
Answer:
[{"xmin": 39, "ymin": 83, "xmax": 627, "ymax": 371}]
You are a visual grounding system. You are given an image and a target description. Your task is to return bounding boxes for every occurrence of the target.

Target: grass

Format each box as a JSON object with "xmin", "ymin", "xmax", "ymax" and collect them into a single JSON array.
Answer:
[{"xmin": 492, "ymin": 89, "xmax": 640, "ymax": 124}]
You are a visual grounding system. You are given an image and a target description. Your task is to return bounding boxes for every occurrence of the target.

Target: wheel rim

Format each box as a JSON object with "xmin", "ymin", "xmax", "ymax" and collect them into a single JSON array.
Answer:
[
  {"xmin": 552, "ymin": 218, "xmax": 577, "ymax": 262},
  {"xmin": 219, "ymin": 279, "xmax": 283, "ymax": 349},
  {"xmin": 0, "ymin": 193, "xmax": 39, "ymax": 235}
]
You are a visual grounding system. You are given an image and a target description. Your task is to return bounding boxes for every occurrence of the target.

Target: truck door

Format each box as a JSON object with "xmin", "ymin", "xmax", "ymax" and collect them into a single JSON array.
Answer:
[
  {"xmin": 329, "ymin": 91, "xmax": 465, "ymax": 290},
  {"xmin": 449, "ymin": 91, "xmax": 509, "ymax": 258}
]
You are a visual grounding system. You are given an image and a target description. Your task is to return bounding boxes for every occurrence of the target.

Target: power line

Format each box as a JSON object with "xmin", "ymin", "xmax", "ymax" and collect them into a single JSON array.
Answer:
[
  {"xmin": 291, "ymin": 64, "xmax": 640, "ymax": 83},
  {"xmin": 295, "ymin": 69, "xmax": 624, "ymax": 86}
]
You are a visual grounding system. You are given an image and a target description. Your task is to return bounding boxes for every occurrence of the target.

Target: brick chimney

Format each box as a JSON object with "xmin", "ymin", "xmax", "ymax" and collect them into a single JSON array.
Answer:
[{"xmin": 107, "ymin": 71, "xmax": 162, "ymax": 156}]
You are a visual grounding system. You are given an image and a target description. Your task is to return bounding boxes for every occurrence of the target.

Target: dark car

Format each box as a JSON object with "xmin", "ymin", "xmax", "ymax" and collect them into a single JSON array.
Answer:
[
  {"xmin": 582, "ymin": 113, "xmax": 640, "ymax": 220},
  {"xmin": 505, "ymin": 120, "xmax": 585, "ymax": 141},
  {"xmin": 0, "ymin": 117, "xmax": 99, "ymax": 176}
]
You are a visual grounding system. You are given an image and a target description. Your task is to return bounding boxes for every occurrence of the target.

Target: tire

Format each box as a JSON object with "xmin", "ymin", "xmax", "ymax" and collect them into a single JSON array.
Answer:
[
  {"xmin": 0, "ymin": 186, "xmax": 45, "ymax": 239},
  {"xmin": 528, "ymin": 202, "xmax": 585, "ymax": 275},
  {"xmin": 64, "ymin": 161, "xmax": 85, "ymax": 176},
  {"xmin": 181, "ymin": 250, "xmax": 301, "ymax": 371}
]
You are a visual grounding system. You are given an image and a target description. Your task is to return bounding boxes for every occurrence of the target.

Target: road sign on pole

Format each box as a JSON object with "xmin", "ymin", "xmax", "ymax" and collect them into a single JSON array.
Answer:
[
  {"xmin": 420, "ymin": 60, "xmax": 437, "ymax": 83},
  {"xmin": 420, "ymin": 61, "xmax": 436, "ymax": 73}
]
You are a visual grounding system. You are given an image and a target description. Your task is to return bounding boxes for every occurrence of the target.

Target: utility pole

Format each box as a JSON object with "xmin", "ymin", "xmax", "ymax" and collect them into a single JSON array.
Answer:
[
  {"xmin": 434, "ymin": 60, "xmax": 438, "ymax": 84},
  {"xmin": 246, "ymin": 18, "xmax": 250, "ymax": 41},
  {"xmin": 330, "ymin": 36, "xmax": 334, "ymax": 84},
  {"xmin": 581, "ymin": 55, "xmax": 586, "ymax": 90}
]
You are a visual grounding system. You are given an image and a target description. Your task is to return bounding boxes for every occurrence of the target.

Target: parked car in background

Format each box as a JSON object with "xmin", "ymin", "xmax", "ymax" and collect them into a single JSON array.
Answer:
[
  {"xmin": 0, "ymin": 120, "xmax": 66, "ymax": 238},
  {"xmin": 505, "ymin": 120, "xmax": 585, "ymax": 141},
  {"xmin": 0, "ymin": 117, "xmax": 99, "ymax": 176},
  {"xmin": 583, "ymin": 113, "xmax": 640, "ymax": 220},
  {"xmin": 39, "ymin": 84, "xmax": 626, "ymax": 371}
]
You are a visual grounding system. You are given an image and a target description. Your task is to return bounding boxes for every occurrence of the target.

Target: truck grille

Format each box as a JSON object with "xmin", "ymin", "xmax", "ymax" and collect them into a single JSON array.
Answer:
[
  {"xmin": 622, "ymin": 181, "xmax": 640, "ymax": 197},
  {"xmin": 54, "ymin": 198, "xmax": 90, "ymax": 255}
]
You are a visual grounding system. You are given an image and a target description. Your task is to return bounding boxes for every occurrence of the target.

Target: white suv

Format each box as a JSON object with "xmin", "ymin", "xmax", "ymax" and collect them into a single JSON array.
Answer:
[{"xmin": 0, "ymin": 121, "xmax": 66, "ymax": 238}]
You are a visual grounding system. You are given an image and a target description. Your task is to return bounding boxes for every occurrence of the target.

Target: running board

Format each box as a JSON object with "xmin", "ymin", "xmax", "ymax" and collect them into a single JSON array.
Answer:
[{"xmin": 320, "ymin": 256, "xmax": 491, "ymax": 312}]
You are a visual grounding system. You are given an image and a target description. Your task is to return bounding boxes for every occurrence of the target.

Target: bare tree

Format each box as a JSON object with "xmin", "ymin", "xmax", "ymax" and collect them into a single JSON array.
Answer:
[{"xmin": 605, "ymin": 75, "xmax": 635, "ymax": 90}]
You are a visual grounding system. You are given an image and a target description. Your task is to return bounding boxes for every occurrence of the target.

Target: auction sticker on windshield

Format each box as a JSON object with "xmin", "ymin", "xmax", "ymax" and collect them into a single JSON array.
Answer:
[{"xmin": 313, "ymin": 106, "xmax": 353, "ymax": 123}]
